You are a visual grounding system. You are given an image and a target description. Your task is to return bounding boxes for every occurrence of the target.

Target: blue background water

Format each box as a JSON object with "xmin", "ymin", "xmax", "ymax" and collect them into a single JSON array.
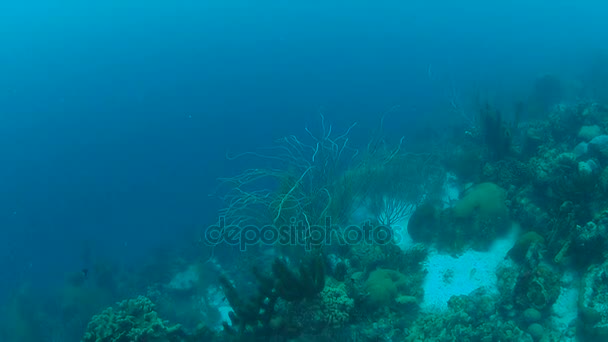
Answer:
[{"xmin": 0, "ymin": 0, "xmax": 604, "ymax": 304}]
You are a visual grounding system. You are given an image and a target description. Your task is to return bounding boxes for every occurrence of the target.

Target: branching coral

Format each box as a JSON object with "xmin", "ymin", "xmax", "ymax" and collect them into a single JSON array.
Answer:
[
  {"xmin": 210, "ymin": 114, "xmax": 359, "ymax": 257},
  {"xmin": 82, "ymin": 296, "xmax": 197, "ymax": 342},
  {"xmin": 293, "ymin": 278, "xmax": 354, "ymax": 331},
  {"xmin": 211, "ymin": 112, "xmax": 446, "ymax": 263},
  {"xmin": 373, "ymin": 195, "xmax": 417, "ymax": 229},
  {"xmin": 405, "ymin": 291, "xmax": 532, "ymax": 342},
  {"xmin": 318, "ymin": 280, "xmax": 354, "ymax": 328},
  {"xmin": 336, "ymin": 139, "xmax": 444, "ymax": 230}
]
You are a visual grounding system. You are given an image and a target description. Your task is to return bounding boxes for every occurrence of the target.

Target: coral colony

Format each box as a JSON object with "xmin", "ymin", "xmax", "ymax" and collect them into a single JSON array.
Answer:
[
  {"xmin": 12, "ymin": 81, "xmax": 608, "ymax": 341},
  {"xmin": 81, "ymin": 98, "xmax": 608, "ymax": 341}
]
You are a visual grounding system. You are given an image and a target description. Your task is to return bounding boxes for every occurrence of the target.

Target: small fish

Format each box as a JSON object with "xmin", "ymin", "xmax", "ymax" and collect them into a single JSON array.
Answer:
[
  {"xmin": 469, "ymin": 268, "xmax": 477, "ymax": 279},
  {"xmin": 82, "ymin": 268, "xmax": 89, "ymax": 279}
]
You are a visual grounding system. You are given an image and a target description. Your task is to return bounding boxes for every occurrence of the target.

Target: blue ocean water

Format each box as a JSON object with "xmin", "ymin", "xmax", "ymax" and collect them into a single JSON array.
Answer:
[{"xmin": 1, "ymin": 1, "xmax": 606, "ymax": 341}]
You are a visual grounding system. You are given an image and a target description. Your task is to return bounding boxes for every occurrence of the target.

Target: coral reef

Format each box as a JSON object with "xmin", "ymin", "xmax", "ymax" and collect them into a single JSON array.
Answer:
[
  {"xmin": 291, "ymin": 278, "xmax": 354, "ymax": 331},
  {"xmin": 63, "ymin": 100, "xmax": 608, "ymax": 341},
  {"xmin": 579, "ymin": 260, "xmax": 608, "ymax": 339},
  {"xmin": 364, "ymin": 269, "xmax": 414, "ymax": 308},
  {"xmin": 405, "ymin": 289, "xmax": 532, "ymax": 342},
  {"xmin": 82, "ymin": 296, "xmax": 211, "ymax": 342},
  {"xmin": 452, "ymin": 182, "xmax": 508, "ymax": 219}
]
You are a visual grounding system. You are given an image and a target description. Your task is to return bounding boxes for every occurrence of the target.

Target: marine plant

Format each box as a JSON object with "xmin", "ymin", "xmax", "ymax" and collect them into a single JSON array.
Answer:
[
  {"xmin": 212, "ymin": 114, "xmax": 359, "ymax": 259},
  {"xmin": 477, "ymin": 102, "xmax": 513, "ymax": 160},
  {"xmin": 219, "ymin": 253, "xmax": 326, "ymax": 341}
]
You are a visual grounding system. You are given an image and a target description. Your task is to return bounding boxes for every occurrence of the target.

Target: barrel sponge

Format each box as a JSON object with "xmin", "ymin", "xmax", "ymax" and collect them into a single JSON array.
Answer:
[
  {"xmin": 82, "ymin": 296, "xmax": 183, "ymax": 342},
  {"xmin": 452, "ymin": 182, "xmax": 508, "ymax": 219}
]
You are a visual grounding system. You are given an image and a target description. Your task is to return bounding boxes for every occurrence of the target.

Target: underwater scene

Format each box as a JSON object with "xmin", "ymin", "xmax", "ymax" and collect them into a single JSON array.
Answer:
[{"xmin": 2, "ymin": 1, "xmax": 608, "ymax": 341}]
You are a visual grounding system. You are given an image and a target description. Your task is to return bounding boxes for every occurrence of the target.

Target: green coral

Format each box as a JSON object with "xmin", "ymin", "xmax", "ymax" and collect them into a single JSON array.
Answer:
[
  {"xmin": 452, "ymin": 182, "xmax": 508, "ymax": 219},
  {"xmin": 349, "ymin": 242, "xmax": 427, "ymax": 276},
  {"xmin": 443, "ymin": 182, "xmax": 511, "ymax": 252},
  {"xmin": 82, "ymin": 296, "xmax": 188, "ymax": 342},
  {"xmin": 507, "ymin": 231, "xmax": 545, "ymax": 264},
  {"xmin": 364, "ymin": 269, "xmax": 417, "ymax": 309}
]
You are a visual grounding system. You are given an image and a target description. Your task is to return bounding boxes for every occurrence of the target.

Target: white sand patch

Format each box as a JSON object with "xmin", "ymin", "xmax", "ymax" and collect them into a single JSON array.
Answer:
[
  {"xmin": 206, "ymin": 285, "xmax": 233, "ymax": 328},
  {"xmin": 549, "ymin": 270, "xmax": 579, "ymax": 337},
  {"xmin": 167, "ymin": 264, "xmax": 200, "ymax": 291},
  {"xmin": 420, "ymin": 225, "xmax": 519, "ymax": 312}
]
